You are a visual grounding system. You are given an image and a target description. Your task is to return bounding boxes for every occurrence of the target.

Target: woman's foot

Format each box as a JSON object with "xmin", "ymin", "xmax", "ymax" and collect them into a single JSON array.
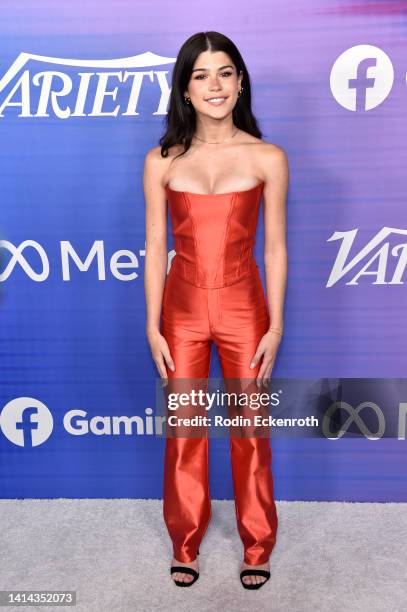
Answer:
[
  {"xmin": 240, "ymin": 560, "xmax": 270, "ymax": 587},
  {"xmin": 171, "ymin": 556, "xmax": 199, "ymax": 584}
]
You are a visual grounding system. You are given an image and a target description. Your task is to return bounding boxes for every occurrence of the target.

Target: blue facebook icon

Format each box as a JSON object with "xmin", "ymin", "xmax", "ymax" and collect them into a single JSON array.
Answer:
[{"xmin": 15, "ymin": 406, "xmax": 40, "ymax": 447}]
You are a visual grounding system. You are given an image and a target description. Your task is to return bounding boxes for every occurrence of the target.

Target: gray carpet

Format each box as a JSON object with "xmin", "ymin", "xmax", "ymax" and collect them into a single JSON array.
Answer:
[{"xmin": 1, "ymin": 499, "xmax": 406, "ymax": 611}]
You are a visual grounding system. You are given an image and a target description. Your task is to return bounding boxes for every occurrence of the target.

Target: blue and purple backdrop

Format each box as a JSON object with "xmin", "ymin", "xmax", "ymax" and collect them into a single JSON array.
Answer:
[{"xmin": 0, "ymin": 0, "xmax": 406, "ymax": 501}]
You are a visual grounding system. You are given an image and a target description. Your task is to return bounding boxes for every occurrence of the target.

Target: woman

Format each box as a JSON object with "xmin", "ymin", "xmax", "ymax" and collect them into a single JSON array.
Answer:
[{"xmin": 144, "ymin": 31, "xmax": 288, "ymax": 590}]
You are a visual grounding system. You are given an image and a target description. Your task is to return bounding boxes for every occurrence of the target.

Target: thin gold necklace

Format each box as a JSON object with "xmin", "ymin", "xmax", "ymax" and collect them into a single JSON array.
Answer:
[{"xmin": 194, "ymin": 128, "xmax": 238, "ymax": 145}]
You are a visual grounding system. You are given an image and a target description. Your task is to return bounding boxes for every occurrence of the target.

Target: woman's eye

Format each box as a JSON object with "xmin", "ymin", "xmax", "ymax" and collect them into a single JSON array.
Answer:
[{"xmin": 194, "ymin": 71, "xmax": 233, "ymax": 80}]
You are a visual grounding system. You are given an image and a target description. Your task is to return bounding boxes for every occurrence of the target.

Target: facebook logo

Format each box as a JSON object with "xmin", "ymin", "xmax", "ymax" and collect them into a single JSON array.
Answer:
[
  {"xmin": 0, "ymin": 397, "xmax": 53, "ymax": 446},
  {"xmin": 15, "ymin": 406, "xmax": 40, "ymax": 447},
  {"xmin": 330, "ymin": 44, "xmax": 394, "ymax": 111},
  {"xmin": 348, "ymin": 57, "xmax": 377, "ymax": 112}
]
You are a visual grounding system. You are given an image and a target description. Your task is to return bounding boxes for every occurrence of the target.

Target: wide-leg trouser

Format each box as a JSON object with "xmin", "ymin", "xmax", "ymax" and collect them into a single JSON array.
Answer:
[{"xmin": 160, "ymin": 266, "xmax": 278, "ymax": 565}]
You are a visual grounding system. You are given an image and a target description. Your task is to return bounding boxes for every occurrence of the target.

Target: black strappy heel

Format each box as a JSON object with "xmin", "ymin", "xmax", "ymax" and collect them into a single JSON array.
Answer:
[
  {"xmin": 170, "ymin": 549, "xmax": 200, "ymax": 587},
  {"xmin": 240, "ymin": 568, "xmax": 270, "ymax": 590}
]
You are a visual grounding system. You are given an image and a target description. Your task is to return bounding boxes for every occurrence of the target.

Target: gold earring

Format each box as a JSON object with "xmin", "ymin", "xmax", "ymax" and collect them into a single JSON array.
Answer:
[
  {"xmin": 238, "ymin": 87, "xmax": 243, "ymax": 97},
  {"xmin": 184, "ymin": 95, "xmax": 191, "ymax": 104}
]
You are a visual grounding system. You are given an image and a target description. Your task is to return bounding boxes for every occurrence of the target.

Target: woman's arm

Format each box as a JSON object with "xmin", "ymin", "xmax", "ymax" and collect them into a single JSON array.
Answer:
[
  {"xmin": 143, "ymin": 146, "xmax": 168, "ymax": 334},
  {"xmin": 249, "ymin": 144, "xmax": 288, "ymax": 385},
  {"xmin": 262, "ymin": 145, "xmax": 289, "ymax": 335},
  {"xmin": 143, "ymin": 146, "xmax": 175, "ymax": 376}
]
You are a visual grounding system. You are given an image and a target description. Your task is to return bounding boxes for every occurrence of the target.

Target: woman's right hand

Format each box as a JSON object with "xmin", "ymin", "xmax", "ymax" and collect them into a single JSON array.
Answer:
[{"xmin": 147, "ymin": 328, "xmax": 175, "ymax": 379}]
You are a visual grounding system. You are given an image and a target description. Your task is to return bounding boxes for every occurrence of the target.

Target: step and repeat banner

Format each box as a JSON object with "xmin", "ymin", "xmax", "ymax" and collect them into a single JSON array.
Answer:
[{"xmin": 0, "ymin": 1, "xmax": 406, "ymax": 500}]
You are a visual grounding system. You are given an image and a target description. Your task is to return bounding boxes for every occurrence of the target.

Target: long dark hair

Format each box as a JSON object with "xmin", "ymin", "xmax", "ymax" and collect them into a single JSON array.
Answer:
[{"xmin": 159, "ymin": 31, "xmax": 262, "ymax": 159}]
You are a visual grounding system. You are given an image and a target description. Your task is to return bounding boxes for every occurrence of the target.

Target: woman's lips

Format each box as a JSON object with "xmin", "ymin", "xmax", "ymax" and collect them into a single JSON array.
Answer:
[{"xmin": 205, "ymin": 97, "xmax": 228, "ymax": 106}]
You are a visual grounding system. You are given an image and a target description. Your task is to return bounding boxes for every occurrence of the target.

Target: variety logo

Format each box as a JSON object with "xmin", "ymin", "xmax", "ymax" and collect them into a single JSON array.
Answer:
[
  {"xmin": 330, "ymin": 44, "xmax": 394, "ymax": 111},
  {"xmin": 0, "ymin": 51, "xmax": 176, "ymax": 118},
  {"xmin": 326, "ymin": 227, "xmax": 407, "ymax": 287}
]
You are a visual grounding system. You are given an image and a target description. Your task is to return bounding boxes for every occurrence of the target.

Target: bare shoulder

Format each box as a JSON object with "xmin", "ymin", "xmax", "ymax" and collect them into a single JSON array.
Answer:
[
  {"xmin": 144, "ymin": 143, "xmax": 186, "ymax": 161},
  {"xmin": 256, "ymin": 139, "xmax": 288, "ymax": 165},
  {"xmin": 254, "ymin": 140, "xmax": 289, "ymax": 183},
  {"xmin": 237, "ymin": 131, "xmax": 288, "ymax": 176},
  {"xmin": 143, "ymin": 144, "xmax": 167, "ymax": 170},
  {"xmin": 143, "ymin": 144, "xmax": 184, "ymax": 189},
  {"xmin": 143, "ymin": 145, "xmax": 170, "ymax": 190}
]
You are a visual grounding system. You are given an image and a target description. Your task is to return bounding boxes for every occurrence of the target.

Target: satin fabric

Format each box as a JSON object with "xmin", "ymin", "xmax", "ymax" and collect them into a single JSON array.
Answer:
[{"xmin": 160, "ymin": 182, "xmax": 278, "ymax": 565}]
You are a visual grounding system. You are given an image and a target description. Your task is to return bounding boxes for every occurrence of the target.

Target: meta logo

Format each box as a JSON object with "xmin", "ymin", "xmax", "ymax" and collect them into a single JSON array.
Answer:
[
  {"xmin": 330, "ymin": 44, "xmax": 394, "ymax": 111},
  {"xmin": 0, "ymin": 51, "xmax": 176, "ymax": 118},
  {"xmin": 0, "ymin": 397, "xmax": 53, "ymax": 447},
  {"xmin": 326, "ymin": 227, "xmax": 407, "ymax": 287},
  {"xmin": 0, "ymin": 239, "xmax": 154, "ymax": 282},
  {"xmin": 322, "ymin": 400, "xmax": 385, "ymax": 440}
]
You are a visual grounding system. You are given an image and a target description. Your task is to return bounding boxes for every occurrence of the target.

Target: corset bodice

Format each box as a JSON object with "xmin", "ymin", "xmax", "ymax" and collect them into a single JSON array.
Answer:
[{"xmin": 165, "ymin": 181, "xmax": 264, "ymax": 288}]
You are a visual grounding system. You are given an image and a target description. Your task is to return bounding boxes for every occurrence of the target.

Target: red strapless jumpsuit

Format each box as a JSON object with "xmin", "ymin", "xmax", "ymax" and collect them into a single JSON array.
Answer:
[{"xmin": 160, "ymin": 180, "xmax": 278, "ymax": 565}]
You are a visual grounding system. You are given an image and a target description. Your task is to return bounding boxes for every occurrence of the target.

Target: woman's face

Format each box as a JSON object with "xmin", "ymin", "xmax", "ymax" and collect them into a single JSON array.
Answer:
[{"xmin": 184, "ymin": 50, "xmax": 243, "ymax": 118}]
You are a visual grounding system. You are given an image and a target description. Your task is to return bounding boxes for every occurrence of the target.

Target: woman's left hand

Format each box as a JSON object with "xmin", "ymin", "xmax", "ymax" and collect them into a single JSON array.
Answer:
[{"xmin": 250, "ymin": 330, "xmax": 282, "ymax": 388}]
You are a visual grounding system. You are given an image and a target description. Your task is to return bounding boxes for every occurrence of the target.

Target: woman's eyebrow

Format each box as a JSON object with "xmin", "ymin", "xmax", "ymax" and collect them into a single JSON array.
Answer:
[{"xmin": 191, "ymin": 64, "xmax": 234, "ymax": 73}]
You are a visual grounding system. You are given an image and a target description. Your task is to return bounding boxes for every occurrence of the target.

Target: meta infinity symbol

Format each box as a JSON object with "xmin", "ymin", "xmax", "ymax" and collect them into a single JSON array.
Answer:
[
  {"xmin": 0, "ymin": 239, "xmax": 49, "ymax": 281},
  {"xmin": 322, "ymin": 400, "xmax": 385, "ymax": 439}
]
